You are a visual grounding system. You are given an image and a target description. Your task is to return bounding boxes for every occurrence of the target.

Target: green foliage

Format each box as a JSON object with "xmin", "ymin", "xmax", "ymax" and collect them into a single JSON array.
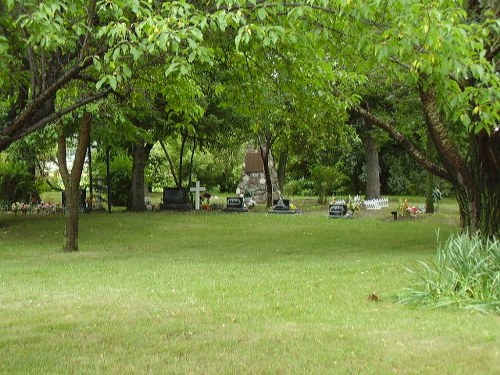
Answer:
[
  {"xmin": 352, "ymin": 0, "xmax": 500, "ymax": 133},
  {"xmin": 94, "ymin": 151, "xmax": 132, "ymax": 207},
  {"xmin": 398, "ymin": 232, "xmax": 500, "ymax": 314},
  {"xmin": 381, "ymin": 150, "xmax": 427, "ymax": 195},
  {"xmin": 310, "ymin": 164, "xmax": 347, "ymax": 204},
  {"xmin": 0, "ymin": 161, "xmax": 36, "ymax": 203},
  {"xmin": 283, "ymin": 178, "xmax": 315, "ymax": 196},
  {"xmin": 191, "ymin": 149, "xmax": 241, "ymax": 193},
  {"xmin": 145, "ymin": 150, "xmax": 174, "ymax": 191}
]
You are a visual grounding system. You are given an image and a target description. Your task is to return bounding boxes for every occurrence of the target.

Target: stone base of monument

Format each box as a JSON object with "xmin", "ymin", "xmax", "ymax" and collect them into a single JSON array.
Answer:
[
  {"xmin": 268, "ymin": 198, "xmax": 298, "ymax": 215},
  {"xmin": 223, "ymin": 197, "xmax": 249, "ymax": 213},
  {"xmin": 224, "ymin": 207, "xmax": 249, "ymax": 213}
]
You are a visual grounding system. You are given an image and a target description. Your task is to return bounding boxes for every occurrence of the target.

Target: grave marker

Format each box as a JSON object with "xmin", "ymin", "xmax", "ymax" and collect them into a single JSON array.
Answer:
[
  {"xmin": 190, "ymin": 181, "xmax": 206, "ymax": 210},
  {"xmin": 161, "ymin": 187, "xmax": 192, "ymax": 210},
  {"xmin": 328, "ymin": 204, "xmax": 347, "ymax": 218},
  {"xmin": 224, "ymin": 196, "xmax": 249, "ymax": 212},
  {"xmin": 268, "ymin": 197, "xmax": 298, "ymax": 214}
]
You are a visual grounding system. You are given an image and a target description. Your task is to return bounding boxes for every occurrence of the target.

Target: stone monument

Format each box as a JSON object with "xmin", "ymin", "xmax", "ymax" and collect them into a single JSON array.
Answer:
[{"xmin": 236, "ymin": 144, "xmax": 279, "ymax": 204}]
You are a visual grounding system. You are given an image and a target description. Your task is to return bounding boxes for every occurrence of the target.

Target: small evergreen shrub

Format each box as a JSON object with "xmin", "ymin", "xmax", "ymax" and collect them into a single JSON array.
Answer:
[{"xmin": 398, "ymin": 232, "xmax": 500, "ymax": 314}]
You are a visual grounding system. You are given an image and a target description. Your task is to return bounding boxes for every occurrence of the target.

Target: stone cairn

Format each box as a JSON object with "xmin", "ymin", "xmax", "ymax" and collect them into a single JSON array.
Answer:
[{"xmin": 236, "ymin": 144, "xmax": 279, "ymax": 204}]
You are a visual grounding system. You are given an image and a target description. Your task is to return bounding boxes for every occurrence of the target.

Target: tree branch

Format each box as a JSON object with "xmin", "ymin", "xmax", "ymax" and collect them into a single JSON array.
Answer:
[
  {"xmin": 1, "ymin": 46, "xmax": 107, "ymax": 139},
  {"xmin": 418, "ymin": 84, "xmax": 474, "ymax": 187},
  {"xmin": 0, "ymin": 88, "xmax": 112, "ymax": 151},
  {"xmin": 351, "ymin": 104, "xmax": 451, "ymax": 180}
]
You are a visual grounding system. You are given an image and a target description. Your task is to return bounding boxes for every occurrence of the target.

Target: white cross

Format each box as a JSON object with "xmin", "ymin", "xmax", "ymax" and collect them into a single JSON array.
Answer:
[{"xmin": 190, "ymin": 181, "xmax": 206, "ymax": 210}]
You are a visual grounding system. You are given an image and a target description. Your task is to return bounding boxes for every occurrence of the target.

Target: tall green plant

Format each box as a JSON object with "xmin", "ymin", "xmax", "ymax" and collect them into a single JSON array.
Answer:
[
  {"xmin": 310, "ymin": 165, "xmax": 347, "ymax": 204},
  {"xmin": 398, "ymin": 232, "xmax": 500, "ymax": 314}
]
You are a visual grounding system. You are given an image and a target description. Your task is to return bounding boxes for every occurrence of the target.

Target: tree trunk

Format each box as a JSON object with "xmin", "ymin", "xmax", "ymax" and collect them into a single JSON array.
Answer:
[
  {"xmin": 57, "ymin": 112, "xmax": 91, "ymax": 252},
  {"xmin": 364, "ymin": 131, "xmax": 380, "ymax": 199},
  {"xmin": 178, "ymin": 133, "xmax": 187, "ymax": 188},
  {"xmin": 276, "ymin": 148, "xmax": 288, "ymax": 194},
  {"xmin": 472, "ymin": 130, "xmax": 500, "ymax": 236},
  {"xmin": 353, "ymin": 87, "xmax": 500, "ymax": 237},
  {"xmin": 420, "ymin": 87, "xmax": 499, "ymax": 236},
  {"xmin": 425, "ymin": 171, "xmax": 435, "ymax": 214},
  {"xmin": 188, "ymin": 139, "xmax": 196, "ymax": 188},
  {"xmin": 425, "ymin": 135, "xmax": 435, "ymax": 214},
  {"xmin": 129, "ymin": 141, "xmax": 146, "ymax": 211},
  {"xmin": 260, "ymin": 144, "xmax": 273, "ymax": 207},
  {"xmin": 64, "ymin": 183, "xmax": 81, "ymax": 251}
]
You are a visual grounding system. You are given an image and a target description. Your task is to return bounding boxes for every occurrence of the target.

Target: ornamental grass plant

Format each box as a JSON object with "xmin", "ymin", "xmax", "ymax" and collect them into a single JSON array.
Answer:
[{"xmin": 398, "ymin": 231, "xmax": 500, "ymax": 314}]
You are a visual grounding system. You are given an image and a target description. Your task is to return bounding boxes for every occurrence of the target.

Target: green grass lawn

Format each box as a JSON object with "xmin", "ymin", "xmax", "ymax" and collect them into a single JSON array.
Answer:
[{"xmin": 1, "ymin": 199, "xmax": 498, "ymax": 374}]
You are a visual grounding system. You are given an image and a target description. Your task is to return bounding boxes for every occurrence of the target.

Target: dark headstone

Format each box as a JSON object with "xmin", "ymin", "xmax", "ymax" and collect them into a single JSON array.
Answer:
[
  {"xmin": 161, "ymin": 187, "xmax": 192, "ymax": 210},
  {"xmin": 272, "ymin": 199, "xmax": 290, "ymax": 209},
  {"xmin": 268, "ymin": 198, "xmax": 297, "ymax": 214},
  {"xmin": 62, "ymin": 189, "xmax": 87, "ymax": 209},
  {"xmin": 224, "ymin": 197, "xmax": 248, "ymax": 212},
  {"xmin": 328, "ymin": 204, "xmax": 347, "ymax": 218}
]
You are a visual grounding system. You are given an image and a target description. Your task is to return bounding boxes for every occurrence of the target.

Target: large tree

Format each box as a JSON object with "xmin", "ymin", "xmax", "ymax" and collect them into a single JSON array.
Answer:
[
  {"xmin": 0, "ymin": 0, "xmax": 216, "ymax": 152},
  {"xmin": 0, "ymin": 0, "xmax": 221, "ymax": 250},
  {"xmin": 225, "ymin": 0, "xmax": 499, "ymax": 236},
  {"xmin": 343, "ymin": 0, "xmax": 500, "ymax": 236}
]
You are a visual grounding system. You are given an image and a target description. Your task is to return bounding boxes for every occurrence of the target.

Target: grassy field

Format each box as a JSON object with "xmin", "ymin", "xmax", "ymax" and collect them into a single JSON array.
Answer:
[{"xmin": 0, "ymin": 198, "xmax": 498, "ymax": 374}]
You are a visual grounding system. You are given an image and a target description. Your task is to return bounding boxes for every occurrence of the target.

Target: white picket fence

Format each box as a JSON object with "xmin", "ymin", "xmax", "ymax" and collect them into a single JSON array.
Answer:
[
  {"xmin": 332, "ymin": 197, "xmax": 389, "ymax": 210},
  {"xmin": 363, "ymin": 197, "xmax": 389, "ymax": 210}
]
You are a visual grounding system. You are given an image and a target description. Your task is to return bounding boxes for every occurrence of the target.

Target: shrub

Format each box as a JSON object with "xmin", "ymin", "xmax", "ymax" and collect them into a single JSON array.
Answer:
[
  {"xmin": 283, "ymin": 178, "xmax": 314, "ymax": 196},
  {"xmin": 0, "ymin": 162, "xmax": 36, "ymax": 203},
  {"xmin": 398, "ymin": 232, "xmax": 500, "ymax": 314},
  {"xmin": 94, "ymin": 152, "xmax": 132, "ymax": 207},
  {"xmin": 310, "ymin": 165, "xmax": 347, "ymax": 204}
]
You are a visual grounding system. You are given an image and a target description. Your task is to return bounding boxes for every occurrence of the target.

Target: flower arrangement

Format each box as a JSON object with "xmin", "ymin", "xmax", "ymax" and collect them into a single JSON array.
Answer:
[
  {"xmin": 10, "ymin": 200, "xmax": 60, "ymax": 215},
  {"xmin": 209, "ymin": 196, "xmax": 223, "ymax": 210},
  {"xmin": 11, "ymin": 202, "xmax": 30, "ymax": 214},
  {"xmin": 346, "ymin": 195, "xmax": 361, "ymax": 213},
  {"xmin": 201, "ymin": 192, "xmax": 212, "ymax": 210},
  {"xmin": 399, "ymin": 198, "xmax": 420, "ymax": 217}
]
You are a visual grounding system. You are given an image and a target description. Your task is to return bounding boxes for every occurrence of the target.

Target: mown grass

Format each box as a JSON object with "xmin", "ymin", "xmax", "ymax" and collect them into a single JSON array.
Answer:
[{"xmin": 1, "ymin": 199, "xmax": 498, "ymax": 374}]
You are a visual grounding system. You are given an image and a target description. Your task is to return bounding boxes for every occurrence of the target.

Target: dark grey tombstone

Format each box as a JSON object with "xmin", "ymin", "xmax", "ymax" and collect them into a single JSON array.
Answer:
[
  {"xmin": 268, "ymin": 198, "xmax": 297, "ymax": 214},
  {"xmin": 328, "ymin": 204, "xmax": 347, "ymax": 218},
  {"xmin": 272, "ymin": 199, "xmax": 290, "ymax": 209},
  {"xmin": 224, "ymin": 197, "xmax": 248, "ymax": 212},
  {"xmin": 62, "ymin": 189, "xmax": 87, "ymax": 209},
  {"xmin": 161, "ymin": 187, "xmax": 192, "ymax": 210}
]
